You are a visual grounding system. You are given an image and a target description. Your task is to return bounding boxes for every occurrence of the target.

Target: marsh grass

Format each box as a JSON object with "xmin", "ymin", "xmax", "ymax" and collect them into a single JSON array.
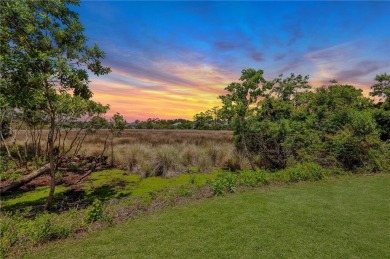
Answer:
[{"xmin": 4, "ymin": 129, "xmax": 235, "ymax": 176}]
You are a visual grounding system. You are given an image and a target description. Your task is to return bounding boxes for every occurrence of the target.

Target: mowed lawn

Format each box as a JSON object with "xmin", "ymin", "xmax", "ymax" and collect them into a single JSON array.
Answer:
[{"xmin": 25, "ymin": 174, "xmax": 390, "ymax": 259}]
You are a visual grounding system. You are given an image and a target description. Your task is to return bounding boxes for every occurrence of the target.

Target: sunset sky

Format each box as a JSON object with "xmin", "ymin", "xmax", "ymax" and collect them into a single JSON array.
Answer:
[{"xmin": 78, "ymin": 1, "xmax": 390, "ymax": 122}]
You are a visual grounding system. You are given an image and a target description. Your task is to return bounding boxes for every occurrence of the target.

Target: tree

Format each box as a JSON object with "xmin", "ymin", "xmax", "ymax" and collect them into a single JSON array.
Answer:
[
  {"xmin": 271, "ymin": 73, "xmax": 310, "ymax": 101},
  {"xmin": 0, "ymin": 0, "xmax": 110, "ymax": 209},
  {"xmin": 219, "ymin": 69, "xmax": 388, "ymax": 171},
  {"xmin": 193, "ymin": 111, "xmax": 213, "ymax": 129},
  {"xmin": 370, "ymin": 73, "xmax": 390, "ymax": 103},
  {"xmin": 219, "ymin": 69, "xmax": 270, "ymax": 155},
  {"xmin": 109, "ymin": 113, "xmax": 127, "ymax": 166},
  {"xmin": 370, "ymin": 73, "xmax": 390, "ymax": 141}
]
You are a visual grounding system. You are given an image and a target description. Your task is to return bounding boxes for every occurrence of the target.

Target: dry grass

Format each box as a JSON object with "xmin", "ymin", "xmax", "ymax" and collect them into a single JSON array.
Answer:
[
  {"xmin": 111, "ymin": 130, "xmax": 242, "ymax": 177},
  {"xmin": 4, "ymin": 129, "xmax": 243, "ymax": 177}
]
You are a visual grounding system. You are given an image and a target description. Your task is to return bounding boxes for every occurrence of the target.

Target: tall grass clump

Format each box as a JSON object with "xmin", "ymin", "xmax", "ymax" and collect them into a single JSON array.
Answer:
[
  {"xmin": 197, "ymin": 151, "xmax": 213, "ymax": 173},
  {"xmin": 151, "ymin": 145, "xmax": 184, "ymax": 177},
  {"xmin": 223, "ymin": 150, "xmax": 251, "ymax": 171},
  {"xmin": 180, "ymin": 144, "xmax": 201, "ymax": 167},
  {"xmin": 117, "ymin": 144, "xmax": 154, "ymax": 177}
]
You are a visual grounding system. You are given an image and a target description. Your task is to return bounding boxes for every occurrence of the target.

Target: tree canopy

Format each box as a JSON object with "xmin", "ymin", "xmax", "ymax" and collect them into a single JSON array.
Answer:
[
  {"xmin": 0, "ymin": 0, "xmax": 111, "ymax": 209},
  {"xmin": 219, "ymin": 68, "xmax": 390, "ymax": 171}
]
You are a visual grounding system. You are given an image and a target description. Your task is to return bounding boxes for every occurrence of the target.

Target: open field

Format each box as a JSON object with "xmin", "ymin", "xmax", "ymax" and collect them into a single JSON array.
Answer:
[
  {"xmin": 22, "ymin": 173, "xmax": 390, "ymax": 259},
  {"xmin": 2, "ymin": 129, "xmax": 241, "ymax": 182},
  {"xmin": 10, "ymin": 129, "xmax": 233, "ymax": 147}
]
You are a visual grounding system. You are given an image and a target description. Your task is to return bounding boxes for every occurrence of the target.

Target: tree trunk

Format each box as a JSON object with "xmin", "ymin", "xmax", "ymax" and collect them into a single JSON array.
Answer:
[
  {"xmin": 110, "ymin": 135, "xmax": 114, "ymax": 167},
  {"xmin": 45, "ymin": 116, "xmax": 56, "ymax": 210},
  {"xmin": 0, "ymin": 163, "xmax": 50, "ymax": 194},
  {"xmin": 100, "ymin": 133, "xmax": 109, "ymax": 163}
]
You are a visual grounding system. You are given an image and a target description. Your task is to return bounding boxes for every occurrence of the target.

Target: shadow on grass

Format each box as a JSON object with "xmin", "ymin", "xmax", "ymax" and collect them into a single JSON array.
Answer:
[
  {"xmin": 84, "ymin": 183, "xmax": 132, "ymax": 203},
  {"xmin": 1, "ymin": 191, "xmax": 65, "ymax": 211}
]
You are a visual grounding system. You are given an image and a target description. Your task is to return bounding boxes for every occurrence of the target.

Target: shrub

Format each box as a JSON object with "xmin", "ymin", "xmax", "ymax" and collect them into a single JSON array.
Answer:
[
  {"xmin": 238, "ymin": 169, "xmax": 270, "ymax": 187},
  {"xmin": 0, "ymin": 213, "xmax": 22, "ymax": 257},
  {"xmin": 212, "ymin": 172, "xmax": 238, "ymax": 195},
  {"xmin": 28, "ymin": 213, "xmax": 55, "ymax": 244},
  {"xmin": 84, "ymin": 199, "xmax": 104, "ymax": 223},
  {"xmin": 276, "ymin": 162, "xmax": 330, "ymax": 183}
]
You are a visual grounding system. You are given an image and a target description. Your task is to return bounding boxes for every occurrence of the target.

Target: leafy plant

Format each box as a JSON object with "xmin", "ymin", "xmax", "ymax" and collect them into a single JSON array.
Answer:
[
  {"xmin": 238, "ymin": 170, "xmax": 270, "ymax": 187},
  {"xmin": 212, "ymin": 173, "xmax": 238, "ymax": 195},
  {"xmin": 84, "ymin": 199, "xmax": 104, "ymax": 223}
]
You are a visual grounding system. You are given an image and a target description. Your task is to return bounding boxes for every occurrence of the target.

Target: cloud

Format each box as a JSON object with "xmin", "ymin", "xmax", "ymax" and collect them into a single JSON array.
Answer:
[
  {"xmin": 214, "ymin": 41, "xmax": 243, "ymax": 51},
  {"xmin": 335, "ymin": 60, "xmax": 383, "ymax": 81},
  {"xmin": 250, "ymin": 51, "xmax": 265, "ymax": 62},
  {"xmin": 305, "ymin": 42, "xmax": 358, "ymax": 62},
  {"xmin": 277, "ymin": 57, "xmax": 307, "ymax": 74},
  {"xmin": 89, "ymin": 57, "xmax": 238, "ymax": 121},
  {"xmin": 283, "ymin": 23, "xmax": 304, "ymax": 46},
  {"xmin": 304, "ymin": 40, "xmax": 390, "ymax": 90},
  {"xmin": 103, "ymin": 55, "xmax": 195, "ymax": 87},
  {"xmin": 274, "ymin": 53, "xmax": 286, "ymax": 61}
]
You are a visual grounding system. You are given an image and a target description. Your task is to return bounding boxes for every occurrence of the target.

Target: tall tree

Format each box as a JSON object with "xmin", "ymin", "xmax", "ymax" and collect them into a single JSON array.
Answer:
[
  {"xmin": 0, "ymin": 0, "xmax": 110, "ymax": 209},
  {"xmin": 370, "ymin": 73, "xmax": 390, "ymax": 103},
  {"xmin": 370, "ymin": 73, "xmax": 390, "ymax": 141},
  {"xmin": 219, "ymin": 69, "xmax": 271, "ymax": 150}
]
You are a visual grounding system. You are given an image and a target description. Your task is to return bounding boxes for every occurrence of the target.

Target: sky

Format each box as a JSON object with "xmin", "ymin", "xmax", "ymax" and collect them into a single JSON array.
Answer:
[{"xmin": 77, "ymin": 1, "xmax": 390, "ymax": 122}]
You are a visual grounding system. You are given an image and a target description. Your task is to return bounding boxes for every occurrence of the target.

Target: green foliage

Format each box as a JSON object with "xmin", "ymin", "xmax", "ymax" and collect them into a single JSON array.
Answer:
[
  {"xmin": 0, "ymin": 212, "xmax": 23, "ymax": 257},
  {"xmin": 134, "ymin": 118, "xmax": 193, "ymax": 129},
  {"xmin": 372, "ymin": 101, "xmax": 390, "ymax": 141},
  {"xmin": 370, "ymin": 73, "xmax": 390, "ymax": 102},
  {"xmin": 84, "ymin": 200, "xmax": 104, "ymax": 223},
  {"xmin": 26, "ymin": 174, "xmax": 390, "ymax": 259},
  {"xmin": 238, "ymin": 169, "xmax": 270, "ymax": 186},
  {"xmin": 110, "ymin": 113, "xmax": 127, "ymax": 135},
  {"xmin": 219, "ymin": 68, "xmax": 388, "ymax": 172},
  {"xmin": 193, "ymin": 107, "xmax": 230, "ymax": 130},
  {"xmin": 1, "ymin": 0, "xmax": 111, "ymax": 208},
  {"xmin": 275, "ymin": 162, "xmax": 331, "ymax": 183},
  {"xmin": 212, "ymin": 172, "xmax": 238, "ymax": 195},
  {"xmin": 1, "ymin": 0, "xmax": 111, "ymax": 107},
  {"xmin": 0, "ymin": 208, "xmax": 85, "ymax": 256}
]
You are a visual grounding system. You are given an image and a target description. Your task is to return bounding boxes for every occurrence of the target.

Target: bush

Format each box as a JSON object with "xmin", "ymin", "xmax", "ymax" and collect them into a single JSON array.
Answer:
[
  {"xmin": 276, "ymin": 162, "xmax": 330, "ymax": 183},
  {"xmin": 28, "ymin": 213, "xmax": 55, "ymax": 244},
  {"xmin": 84, "ymin": 199, "xmax": 104, "ymax": 223},
  {"xmin": 0, "ymin": 209, "xmax": 86, "ymax": 257},
  {"xmin": 0, "ymin": 213, "xmax": 22, "ymax": 257},
  {"xmin": 212, "ymin": 173, "xmax": 238, "ymax": 195},
  {"xmin": 238, "ymin": 170, "xmax": 270, "ymax": 187}
]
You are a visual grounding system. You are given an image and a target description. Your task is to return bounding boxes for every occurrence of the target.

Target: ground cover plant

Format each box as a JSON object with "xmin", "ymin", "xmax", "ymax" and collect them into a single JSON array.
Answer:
[
  {"xmin": 16, "ymin": 173, "xmax": 390, "ymax": 259},
  {"xmin": 1, "ymin": 161, "xmax": 385, "ymax": 258},
  {"xmin": 0, "ymin": 168, "xmax": 220, "ymax": 257}
]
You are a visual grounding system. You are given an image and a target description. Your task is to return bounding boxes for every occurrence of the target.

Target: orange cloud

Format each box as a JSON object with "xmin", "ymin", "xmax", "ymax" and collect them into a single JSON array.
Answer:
[{"xmin": 89, "ymin": 62, "xmax": 237, "ymax": 121}]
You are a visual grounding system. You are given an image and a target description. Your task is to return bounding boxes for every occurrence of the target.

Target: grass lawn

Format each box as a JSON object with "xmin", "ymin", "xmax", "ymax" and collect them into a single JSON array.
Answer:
[{"xmin": 23, "ymin": 174, "xmax": 390, "ymax": 259}]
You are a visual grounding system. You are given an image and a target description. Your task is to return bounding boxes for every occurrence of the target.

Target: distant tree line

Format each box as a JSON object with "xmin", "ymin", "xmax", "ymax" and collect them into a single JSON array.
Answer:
[
  {"xmin": 130, "ymin": 109, "xmax": 233, "ymax": 130},
  {"xmin": 132, "ymin": 118, "xmax": 193, "ymax": 129}
]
